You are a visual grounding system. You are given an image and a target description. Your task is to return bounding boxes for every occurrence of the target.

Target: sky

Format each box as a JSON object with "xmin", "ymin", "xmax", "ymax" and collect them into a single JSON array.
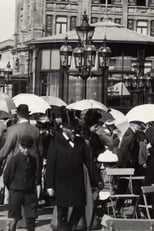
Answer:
[{"xmin": 0, "ymin": 0, "xmax": 16, "ymax": 42}]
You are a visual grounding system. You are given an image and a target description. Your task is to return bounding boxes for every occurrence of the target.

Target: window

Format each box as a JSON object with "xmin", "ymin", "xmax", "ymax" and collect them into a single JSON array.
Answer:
[
  {"xmin": 100, "ymin": 0, "xmax": 112, "ymax": 3},
  {"xmin": 46, "ymin": 15, "xmax": 53, "ymax": 36},
  {"xmin": 41, "ymin": 49, "xmax": 60, "ymax": 70},
  {"xmin": 128, "ymin": 0, "xmax": 135, "ymax": 5},
  {"xmin": 115, "ymin": 18, "xmax": 121, "ymax": 24},
  {"xmin": 70, "ymin": 16, "xmax": 77, "ymax": 31},
  {"xmin": 128, "ymin": 19, "xmax": 134, "ymax": 30},
  {"xmin": 41, "ymin": 50, "xmax": 50, "ymax": 70},
  {"xmin": 136, "ymin": 0, "xmax": 146, "ymax": 6},
  {"xmin": 150, "ymin": 21, "xmax": 154, "ymax": 36},
  {"xmin": 91, "ymin": 17, "xmax": 98, "ymax": 24},
  {"xmin": 136, "ymin": 21, "xmax": 148, "ymax": 35},
  {"xmin": 56, "ymin": 16, "xmax": 67, "ymax": 34}
]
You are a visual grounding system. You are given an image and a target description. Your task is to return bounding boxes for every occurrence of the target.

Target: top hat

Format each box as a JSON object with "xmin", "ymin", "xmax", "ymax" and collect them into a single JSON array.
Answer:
[
  {"xmin": 20, "ymin": 135, "xmax": 33, "ymax": 148},
  {"xmin": 16, "ymin": 104, "xmax": 30, "ymax": 115}
]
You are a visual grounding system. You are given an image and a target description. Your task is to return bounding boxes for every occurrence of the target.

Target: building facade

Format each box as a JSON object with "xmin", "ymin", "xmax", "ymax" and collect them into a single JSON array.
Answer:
[
  {"xmin": 12, "ymin": 0, "xmax": 154, "ymax": 109},
  {"xmin": 0, "ymin": 38, "xmax": 14, "ymax": 96}
]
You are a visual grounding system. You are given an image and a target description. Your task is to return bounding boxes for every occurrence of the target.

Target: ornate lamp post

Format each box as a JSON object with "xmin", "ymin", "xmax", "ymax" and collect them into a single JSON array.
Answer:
[
  {"xmin": 60, "ymin": 37, "xmax": 73, "ymax": 100},
  {"xmin": 98, "ymin": 40, "xmax": 112, "ymax": 105},
  {"xmin": 60, "ymin": 11, "xmax": 112, "ymax": 104},
  {"xmin": 124, "ymin": 74, "xmax": 152, "ymax": 104},
  {"xmin": 5, "ymin": 62, "xmax": 12, "ymax": 94}
]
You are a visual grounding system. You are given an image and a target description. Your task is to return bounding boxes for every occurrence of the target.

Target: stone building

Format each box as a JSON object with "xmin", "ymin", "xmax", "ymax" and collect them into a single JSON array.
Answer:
[
  {"xmin": 11, "ymin": 0, "xmax": 154, "ymax": 109},
  {"xmin": 0, "ymin": 38, "xmax": 14, "ymax": 96}
]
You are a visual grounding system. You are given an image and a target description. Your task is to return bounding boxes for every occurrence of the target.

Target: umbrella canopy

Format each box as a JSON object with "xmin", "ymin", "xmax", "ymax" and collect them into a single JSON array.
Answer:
[
  {"xmin": 0, "ymin": 93, "xmax": 16, "ymax": 118},
  {"xmin": 12, "ymin": 93, "xmax": 50, "ymax": 115},
  {"xmin": 97, "ymin": 150, "xmax": 118, "ymax": 163},
  {"xmin": 109, "ymin": 108, "xmax": 129, "ymax": 135},
  {"xmin": 41, "ymin": 96, "xmax": 67, "ymax": 107},
  {"xmin": 126, "ymin": 104, "xmax": 154, "ymax": 124},
  {"xmin": 66, "ymin": 99, "xmax": 108, "ymax": 111}
]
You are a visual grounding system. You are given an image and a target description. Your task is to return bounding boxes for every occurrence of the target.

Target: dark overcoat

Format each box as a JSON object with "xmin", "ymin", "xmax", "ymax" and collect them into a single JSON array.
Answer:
[
  {"xmin": 119, "ymin": 127, "xmax": 139, "ymax": 173},
  {"xmin": 46, "ymin": 133, "xmax": 100, "ymax": 207}
]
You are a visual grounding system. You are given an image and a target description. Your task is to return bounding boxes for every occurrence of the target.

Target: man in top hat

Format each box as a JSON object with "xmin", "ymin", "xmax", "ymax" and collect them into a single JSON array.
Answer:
[{"xmin": 46, "ymin": 117, "xmax": 103, "ymax": 231}]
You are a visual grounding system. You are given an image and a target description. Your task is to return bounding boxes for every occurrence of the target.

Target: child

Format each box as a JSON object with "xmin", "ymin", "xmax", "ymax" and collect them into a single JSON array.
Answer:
[{"xmin": 4, "ymin": 135, "xmax": 38, "ymax": 231}]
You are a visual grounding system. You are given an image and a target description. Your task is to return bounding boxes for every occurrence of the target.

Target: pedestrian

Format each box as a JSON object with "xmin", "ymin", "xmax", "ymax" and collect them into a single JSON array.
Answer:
[
  {"xmin": 0, "ymin": 104, "xmax": 41, "ymax": 228},
  {"xmin": 115, "ymin": 120, "xmax": 143, "ymax": 215},
  {"xmin": 3, "ymin": 135, "xmax": 38, "ymax": 231},
  {"xmin": 46, "ymin": 121, "xmax": 103, "ymax": 231},
  {"xmin": 0, "ymin": 104, "xmax": 40, "ymax": 182},
  {"xmin": 118, "ymin": 120, "xmax": 142, "ymax": 174}
]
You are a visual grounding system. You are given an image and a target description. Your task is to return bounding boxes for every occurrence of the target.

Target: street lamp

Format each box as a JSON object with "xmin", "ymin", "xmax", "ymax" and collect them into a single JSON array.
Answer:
[
  {"xmin": 60, "ymin": 11, "xmax": 112, "ymax": 104},
  {"xmin": 98, "ymin": 40, "xmax": 112, "ymax": 105},
  {"xmin": 124, "ymin": 74, "xmax": 152, "ymax": 104},
  {"xmin": 5, "ymin": 62, "xmax": 12, "ymax": 94}
]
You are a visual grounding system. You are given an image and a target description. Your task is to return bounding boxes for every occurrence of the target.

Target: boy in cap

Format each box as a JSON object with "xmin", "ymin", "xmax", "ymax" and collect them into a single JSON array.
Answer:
[{"xmin": 4, "ymin": 135, "xmax": 38, "ymax": 231}]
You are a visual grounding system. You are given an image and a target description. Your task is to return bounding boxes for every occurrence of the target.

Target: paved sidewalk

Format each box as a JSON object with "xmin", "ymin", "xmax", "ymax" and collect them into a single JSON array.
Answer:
[
  {"xmin": 0, "ymin": 204, "xmax": 103, "ymax": 230},
  {"xmin": 0, "ymin": 204, "xmax": 53, "ymax": 231}
]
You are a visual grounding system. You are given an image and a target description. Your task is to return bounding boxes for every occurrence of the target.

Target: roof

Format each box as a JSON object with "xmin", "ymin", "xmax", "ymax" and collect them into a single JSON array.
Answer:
[
  {"xmin": 0, "ymin": 37, "xmax": 14, "ymax": 50},
  {"xmin": 28, "ymin": 19, "xmax": 154, "ymax": 45}
]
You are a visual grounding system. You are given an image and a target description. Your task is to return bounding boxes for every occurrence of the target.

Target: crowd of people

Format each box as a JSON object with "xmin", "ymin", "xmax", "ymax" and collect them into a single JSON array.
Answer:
[{"xmin": 0, "ymin": 104, "xmax": 154, "ymax": 230}]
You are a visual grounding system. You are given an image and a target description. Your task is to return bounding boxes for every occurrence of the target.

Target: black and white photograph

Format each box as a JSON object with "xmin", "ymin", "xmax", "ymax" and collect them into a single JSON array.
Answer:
[{"xmin": 0, "ymin": 0, "xmax": 154, "ymax": 230}]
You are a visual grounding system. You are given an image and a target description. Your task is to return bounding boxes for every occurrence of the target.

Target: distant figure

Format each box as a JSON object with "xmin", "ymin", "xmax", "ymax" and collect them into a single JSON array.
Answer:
[
  {"xmin": 118, "ymin": 121, "xmax": 142, "ymax": 174},
  {"xmin": 4, "ymin": 135, "xmax": 38, "ymax": 231}
]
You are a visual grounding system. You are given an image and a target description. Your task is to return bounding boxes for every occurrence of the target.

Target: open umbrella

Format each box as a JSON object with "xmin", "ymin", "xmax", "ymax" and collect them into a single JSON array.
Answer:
[
  {"xmin": 0, "ymin": 93, "xmax": 16, "ymax": 118},
  {"xmin": 109, "ymin": 108, "xmax": 129, "ymax": 135},
  {"xmin": 126, "ymin": 104, "xmax": 154, "ymax": 124},
  {"xmin": 41, "ymin": 96, "xmax": 67, "ymax": 107},
  {"xmin": 12, "ymin": 93, "xmax": 50, "ymax": 114},
  {"xmin": 67, "ymin": 99, "xmax": 108, "ymax": 111}
]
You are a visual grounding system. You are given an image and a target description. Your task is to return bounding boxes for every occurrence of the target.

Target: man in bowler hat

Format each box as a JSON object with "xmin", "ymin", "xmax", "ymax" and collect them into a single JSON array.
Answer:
[
  {"xmin": 4, "ymin": 135, "xmax": 38, "ymax": 231},
  {"xmin": 0, "ymin": 104, "xmax": 41, "ymax": 228},
  {"xmin": 0, "ymin": 104, "xmax": 40, "ymax": 180}
]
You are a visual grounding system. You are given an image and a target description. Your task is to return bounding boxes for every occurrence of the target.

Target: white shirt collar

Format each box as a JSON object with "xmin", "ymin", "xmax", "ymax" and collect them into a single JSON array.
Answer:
[
  {"xmin": 18, "ymin": 118, "xmax": 29, "ymax": 124},
  {"xmin": 62, "ymin": 132, "xmax": 74, "ymax": 148}
]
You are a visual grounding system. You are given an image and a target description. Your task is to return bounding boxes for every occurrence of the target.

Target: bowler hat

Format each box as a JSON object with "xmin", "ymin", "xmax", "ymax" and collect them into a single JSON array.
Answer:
[
  {"xmin": 16, "ymin": 104, "xmax": 30, "ymax": 115},
  {"xmin": 105, "ymin": 119, "xmax": 116, "ymax": 126},
  {"xmin": 20, "ymin": 135, "xmax": 33, "ymax": 148}
]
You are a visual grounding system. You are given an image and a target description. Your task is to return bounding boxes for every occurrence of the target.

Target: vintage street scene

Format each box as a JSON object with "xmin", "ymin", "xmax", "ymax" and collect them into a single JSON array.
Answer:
[{"xmin": 1, "ymin": 0, "xmax": 154, "ymax": 230}]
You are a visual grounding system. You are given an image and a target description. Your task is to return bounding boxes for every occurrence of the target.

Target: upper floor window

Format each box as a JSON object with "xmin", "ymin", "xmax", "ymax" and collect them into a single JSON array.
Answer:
[
  {"xmin": 136, "ymin": 21, "xmax": 148, "ymax": 35},
  {"xmin": 115, "ymin": 18, "xmax": 121, "ymax": 24},
  {"xmin": 56, "ymin": 16, "xmax": 67, "ymax": 34},
  {"xmin": 70, "ymin": 16, "xmax": 77, "ymax": 31},
  {"xmin": 92, "ymin": 0, "xmax": 112, "ymax": 3},
  {"xmin": 91, "ymin": 17, "xmax": 98, "ymax": 24},
  {"xmin": 46, "ymin": 15, "xmax": 53, "ymax": 36},
  {"xmin": 100, "ymin": 0, "xmax": 112, "ymax": 3},
  {"xmin": 136, "ymin": 0, "xmax": 146, "ymax": 6}
]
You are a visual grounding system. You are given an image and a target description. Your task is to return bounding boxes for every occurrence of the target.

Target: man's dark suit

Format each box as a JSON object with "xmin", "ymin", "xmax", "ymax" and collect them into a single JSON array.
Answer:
[
  {"xmin": 46, "ymin": 132, "xmax": 101, "ymax": 230},
  {"xmin": 119, "ymin": 127, "xmax": 139, "ymax": 174}
]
